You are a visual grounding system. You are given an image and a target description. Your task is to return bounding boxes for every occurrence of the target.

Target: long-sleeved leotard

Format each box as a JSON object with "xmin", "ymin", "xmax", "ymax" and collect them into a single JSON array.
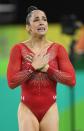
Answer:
[{"xmin": 7, "ymin": 43, "xmax": 76, "ymax": 122}]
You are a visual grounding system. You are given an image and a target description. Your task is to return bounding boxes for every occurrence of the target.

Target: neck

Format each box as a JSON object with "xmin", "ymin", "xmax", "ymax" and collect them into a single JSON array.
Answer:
[{"xmin": 29, "ymin": 35, "xmax": 48, "ymax": 48}]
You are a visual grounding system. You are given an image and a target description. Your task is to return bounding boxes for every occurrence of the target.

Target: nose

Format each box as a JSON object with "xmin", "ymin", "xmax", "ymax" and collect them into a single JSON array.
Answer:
[
  {"xmin": 39, "ymin": 23, "xmax": 44, "ymax": 26},
  {"xmin": 38, "ymin": 20, "xmax": 45, "ymax": 26},
  {"xmin": 38, "ymin": 19, "xmax": 44, "ymax": 25}
]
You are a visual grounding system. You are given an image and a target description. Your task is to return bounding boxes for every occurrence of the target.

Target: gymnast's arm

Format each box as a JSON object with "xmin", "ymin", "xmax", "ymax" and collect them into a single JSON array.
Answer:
[
  {"xmin": 7, "ymin": 45, "xmax": 35, "ymax": 89},
  {"xmin": 47, "ymin": 45, "xmax": 76, "ymax": 87}
]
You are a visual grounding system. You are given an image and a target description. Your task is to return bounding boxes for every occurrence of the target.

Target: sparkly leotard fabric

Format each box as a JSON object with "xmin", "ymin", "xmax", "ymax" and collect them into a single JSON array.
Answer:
[{"xmin": 7, "ymin": 43, "xmax": 76, "ymax": 122}]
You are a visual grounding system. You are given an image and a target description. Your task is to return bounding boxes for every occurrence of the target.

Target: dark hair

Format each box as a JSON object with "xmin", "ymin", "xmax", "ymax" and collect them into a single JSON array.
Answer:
[{"xmin": 26, "ymin": 6, "xmax": 38, "ymax": 25}]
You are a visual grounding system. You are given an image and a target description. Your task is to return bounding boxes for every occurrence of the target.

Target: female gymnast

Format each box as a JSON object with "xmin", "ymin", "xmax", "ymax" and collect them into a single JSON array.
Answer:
[{"xmin": 7, "ymin": 6, "xmax": 76, "ymax": 131}]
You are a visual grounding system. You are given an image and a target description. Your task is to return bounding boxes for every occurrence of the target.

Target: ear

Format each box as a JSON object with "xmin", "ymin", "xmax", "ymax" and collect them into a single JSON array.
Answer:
[{"xmin": 26, "ymin": 25, "xmax": 31, "ymax": 33}]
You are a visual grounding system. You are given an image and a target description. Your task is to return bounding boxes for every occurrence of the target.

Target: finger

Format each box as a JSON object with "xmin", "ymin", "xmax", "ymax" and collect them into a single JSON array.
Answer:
[
  {"xmin": 36, "ymin": 51, "xmax": 47, "ymax": 60},
  {"xmin": 43, "ymin": 54, "xmax": 50, "ymax": 63},
  {"xmin": 29, "ymin": 52, "xmax": 34, "ymax": 57},
  {"xmin": 26, "ymin": 58, "xmax": 32, "ymax": 62},
  {"xmin": 25, "ymin": 55, "xmax": 33, "ymax": 62},
  {"xmin": 39, "ymin": 49, "xmax": 47, "ymax": 57},
  {"xmin": 44, "ymin": 54, "xmax": 50, "ymax": 60},
  {"xmin": 40, "ymin": 45, "xmax": 50, "ymax": 55},
  {"xmin": 36, "ymin": 47, "xmax": 48, "ymax": 57},
  {"xmin": 23, "ymin": 58, "xmax": 32, "ymax": 64}
]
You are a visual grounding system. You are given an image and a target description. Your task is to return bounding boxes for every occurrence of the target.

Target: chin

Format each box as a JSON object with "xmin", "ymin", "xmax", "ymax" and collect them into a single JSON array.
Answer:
[
  {"xmin": 38, "ymin": 31, "xmax": 47, "ymax": 36},
  {"xmin": 39, "ymin": 34, "xmax": 46, "ymax": 37}
]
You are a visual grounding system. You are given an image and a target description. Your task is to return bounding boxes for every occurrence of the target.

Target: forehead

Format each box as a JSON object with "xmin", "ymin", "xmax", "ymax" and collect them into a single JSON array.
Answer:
[{"xmin": 31, "ymin": 10, "xmax": 46, "ymax": 18}]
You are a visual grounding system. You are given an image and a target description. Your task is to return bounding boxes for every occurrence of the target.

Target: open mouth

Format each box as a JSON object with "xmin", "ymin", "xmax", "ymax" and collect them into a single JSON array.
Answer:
[{"xmin": 37, "ymin": 27, "xmax": 45, "ymax": 31}]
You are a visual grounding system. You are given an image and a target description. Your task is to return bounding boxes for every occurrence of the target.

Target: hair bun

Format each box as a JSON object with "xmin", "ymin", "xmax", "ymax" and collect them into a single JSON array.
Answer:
[{"xmin": 27, "ymin": 6, "xmax": 38, "ymax": 14}]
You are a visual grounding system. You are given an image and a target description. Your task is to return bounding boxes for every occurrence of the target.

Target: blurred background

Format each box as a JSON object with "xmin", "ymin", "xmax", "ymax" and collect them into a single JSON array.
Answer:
[{"xmin": 0, "ymin": 0, "xmax": 84, "ymax": 131}]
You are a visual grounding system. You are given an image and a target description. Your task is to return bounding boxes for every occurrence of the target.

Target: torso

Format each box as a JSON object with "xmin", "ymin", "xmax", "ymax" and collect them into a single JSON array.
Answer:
[{"xmin": 19, "ymin": 41, "xmax": 59, "ymax": 92}]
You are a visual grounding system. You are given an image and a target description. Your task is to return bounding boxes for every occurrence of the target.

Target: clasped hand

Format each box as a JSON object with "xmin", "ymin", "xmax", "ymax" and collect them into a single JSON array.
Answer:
[{"xmin": 25, "ymin": 48, "xmax": 50, "ymax": 72}]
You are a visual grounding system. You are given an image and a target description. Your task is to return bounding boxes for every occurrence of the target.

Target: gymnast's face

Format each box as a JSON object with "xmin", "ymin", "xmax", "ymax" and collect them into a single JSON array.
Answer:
[{"xmin": 26, "ymin": 10, "xmax": 48, "ymax": 36}]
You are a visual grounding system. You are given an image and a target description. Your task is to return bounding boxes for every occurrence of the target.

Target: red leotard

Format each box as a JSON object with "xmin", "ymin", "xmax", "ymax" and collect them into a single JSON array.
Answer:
[{"xmin": 7, "ymin": 43, "xmax": 76, "ymax": 122}]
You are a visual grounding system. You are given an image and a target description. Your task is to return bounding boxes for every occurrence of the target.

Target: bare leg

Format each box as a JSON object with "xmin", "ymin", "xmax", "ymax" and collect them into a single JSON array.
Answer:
[
  {"xmin": 40, "ymin": 103, "xmax": 59, "ymax": 131},
  {"xmin": 18, "ymin": 102, "xmax": 39, "ymax": 131}
]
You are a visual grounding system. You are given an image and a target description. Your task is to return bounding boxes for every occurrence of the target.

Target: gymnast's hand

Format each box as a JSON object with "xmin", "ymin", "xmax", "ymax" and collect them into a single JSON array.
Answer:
[
  {"xmin": 22, "ymin": 52, "xmax": 34, "ymax": 70},
  {"xmin": 32, "ymin": 52, "xmax": 50, "ymax": 70},
  {"xmin": 23, "ymin": 45, "xmax": 50, "ymax": 71},
  {"xmin": 24, "ymin": 53, "xmax": 34, "ymax": 63}
]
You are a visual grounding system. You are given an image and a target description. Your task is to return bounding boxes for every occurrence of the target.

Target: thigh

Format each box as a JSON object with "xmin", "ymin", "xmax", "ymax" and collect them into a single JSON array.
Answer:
[
  {"xmin": 18, "ymin": 102, "xmax": 39, "ymax": 131},
  {"xmin": 40, "ymin": 103, "xmax": 59, "ymax": 131}
]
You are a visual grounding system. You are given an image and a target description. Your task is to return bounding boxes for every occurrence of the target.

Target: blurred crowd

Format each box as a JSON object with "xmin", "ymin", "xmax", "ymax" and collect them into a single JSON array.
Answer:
[{"xmin": 60, "ymin": 14, "xmax": 84, "ymax": 69}]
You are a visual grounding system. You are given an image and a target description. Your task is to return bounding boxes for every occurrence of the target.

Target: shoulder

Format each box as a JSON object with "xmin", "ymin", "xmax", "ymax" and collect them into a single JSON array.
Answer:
[
  {"xmin": 53, "ymin": 42, "xmax": 63, "ymax": 47},
  {"xmin": 10, "ymin": 43, "xmax": 22, "ymax": 54},
  {"xmin": 54, "ymin": 42, "xmax": 67, "ymax": 51},
  {"xmin": 53, "ymin": 42, "xmax": 69, "ymax": 57},
  {"xmin": 52, "ymin": 42, "xmax": 65, "ymax": 50},
  {"xmin": 11, "ymin": 42, "xmax": 24, "ymax": 50}
]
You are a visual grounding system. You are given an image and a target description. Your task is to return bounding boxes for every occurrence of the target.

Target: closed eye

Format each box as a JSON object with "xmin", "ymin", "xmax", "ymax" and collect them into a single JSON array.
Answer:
[
  {"xmin": 33, "ymin": 16, "xmax": 47, "ymax": 22},
  {"xmin": 33, "ymin": 19, "xmax": 39, "ymax": 22}
]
